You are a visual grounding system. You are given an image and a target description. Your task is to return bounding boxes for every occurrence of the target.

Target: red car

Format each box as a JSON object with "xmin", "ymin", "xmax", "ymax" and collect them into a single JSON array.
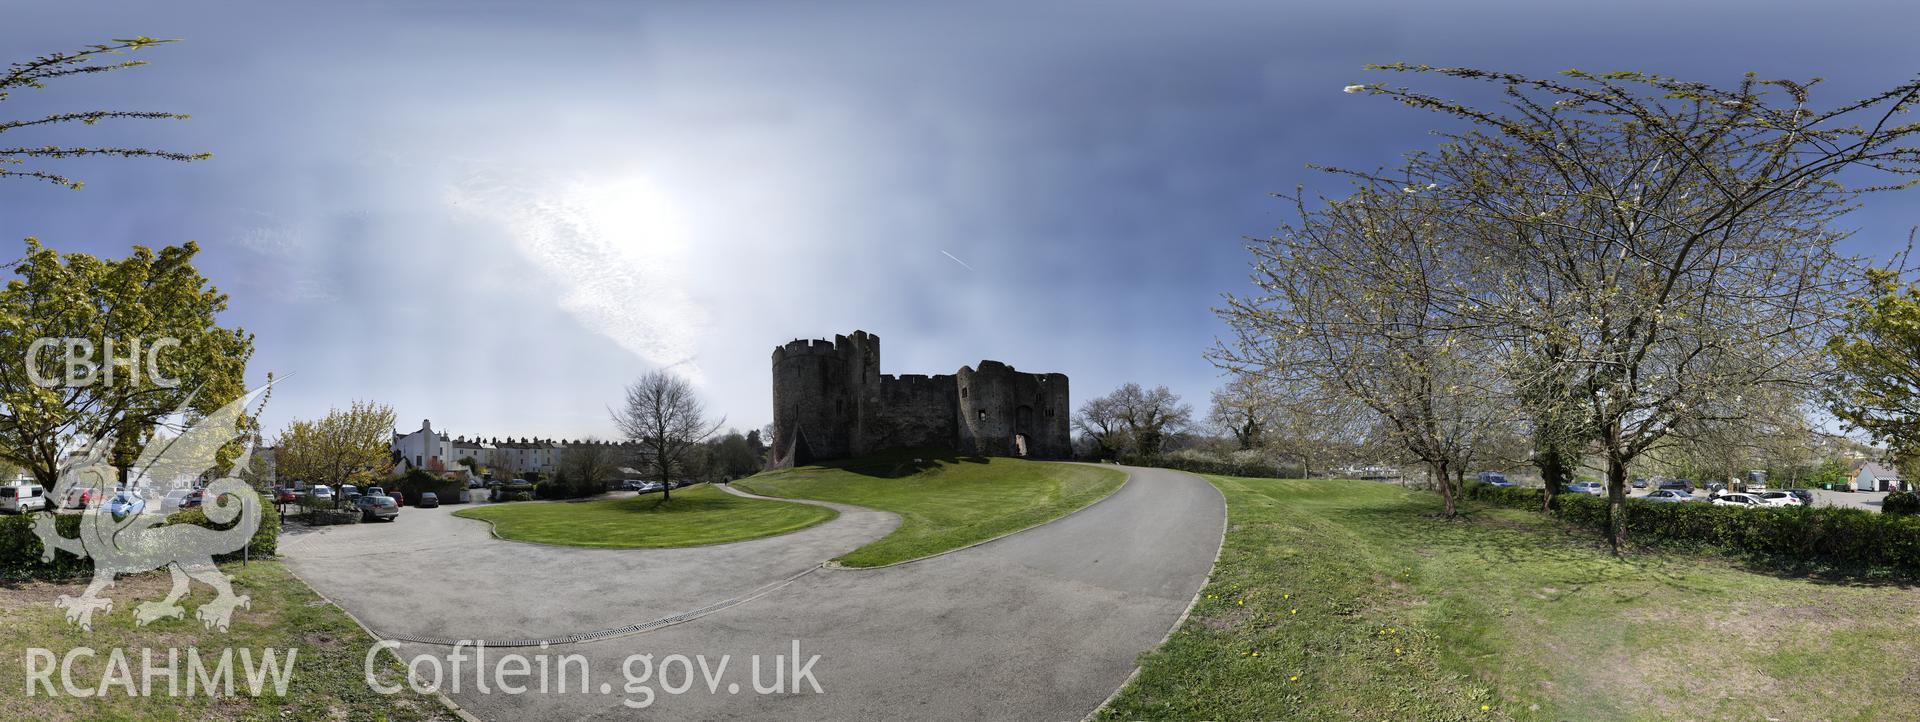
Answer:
[
  {"xmin": 271, "ymin": 486, "xmax": 298, "ymax": 504},
  {"xmin": 62, "ymin": 487, "xmax": 101, "ymax": 509}
]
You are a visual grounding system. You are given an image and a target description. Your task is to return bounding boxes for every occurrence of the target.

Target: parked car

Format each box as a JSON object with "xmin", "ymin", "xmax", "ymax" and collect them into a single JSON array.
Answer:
[
  {"xmin": 620, "ymin": 480, "xmax": 648, "ymax": 491},
  {"xmin": 389, "ymin": 490, "xmax": 405, "ymax": 506},
  {"xmin": 1642, "ymin": 489, "xmax": 1695, "ymax": 503},
  {"xmin": 1786, "ymin": 489, "xmax": 1815, "ymax": 506},
  {"xmin": 1755, "ymin": 491, "xmax": 1802, "ymax": 507},
  {"xmin": 104, "ymin": 491, "xmax": 146, "ymax": 519},
  {"xmin": 1631, "ymin": 478, "xmax": 1648, "ymax": 489},
  {"xmin": 355, "ymin": 494, "xmax": 399, "ymax": 522},
  {"xmin": 365, "ymin": 486, "xmax": 385, "ymax": 498},
  {"xmin": 308, "ymin": 485, "xmax": 335, "ymax": 503},
  {"xmin": 1475, "ymin": 471, "xmax": 1514, "ymax": 487},
  {"xmin": 1712, "ymin": 493, "xmax": 1764, "ymax": 508},
  {"xmin": 62, "ymin": 486, "xmax": 101, "ymax": 509},
  {"xmin": 1706, "ymin": 482, "xmax": 1728, "ymax": 494},
  {"xmin": 160, "ymin": 489, "xmax": 192, "ymax": 513},
  {"xmin": 0, "ymin": 484, "xmax": 47, "ymax": 514},
  {"xmin": 1567, "ymin": 481, "xmax": 1606, "ymax": 496},
  {"xmin": 1657, "ymin": 480, "xmax": 1694, "ymax": 493},
  {"xmin": 270, "ymin": 486, "xmax": 298, "ymax": 504},
  {"xmin": 632, "ymin": 481, "xmax": 664, "ymax": 494},
  {"xmin": 416, "ymin": 492, "xmax": 440, "ymax": 508},
  {"xmin": 340, "ymin": 484, "xmax": 359, "ymax": 500}
]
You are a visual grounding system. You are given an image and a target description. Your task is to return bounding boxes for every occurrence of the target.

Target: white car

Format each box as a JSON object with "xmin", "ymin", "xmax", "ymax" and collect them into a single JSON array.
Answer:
[
  {"xmin": 1567, "ymin": 481, "xmax": 1606, "ymax": 496},
  {"xmin": 1641, "ymin": 489, "xmax": 1694, "ymax": 503},
  {"xmin": 1754, "ymin": 491, "xmax": 1802, "ymax": 507},
  {"xmin": 1712, "ymin": 493, "xmax": 1764, "ymax": 508}
]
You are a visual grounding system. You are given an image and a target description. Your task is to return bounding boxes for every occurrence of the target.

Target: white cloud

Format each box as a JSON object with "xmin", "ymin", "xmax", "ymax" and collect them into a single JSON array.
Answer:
[{"xmin": 446, "ymin": 172, "xmax": 708, "ymax": 383}]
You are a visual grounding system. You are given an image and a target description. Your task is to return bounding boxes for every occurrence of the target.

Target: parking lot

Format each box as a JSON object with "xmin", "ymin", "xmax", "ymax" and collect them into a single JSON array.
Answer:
[{"xmin": 1583, "ymin": 485, "xmax": 1890, "ymax": 509}]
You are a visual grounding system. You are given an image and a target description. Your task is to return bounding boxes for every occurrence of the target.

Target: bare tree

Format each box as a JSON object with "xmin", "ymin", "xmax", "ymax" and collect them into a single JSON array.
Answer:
[
  {"xmin": 1342, "ymin": 66, "xmax": 1920, "ymax": 549},
  {"xmin": 612, "ymin": 370, "xmax": 723, "ymax": 502},
  {"xmin": 1216, "ymin": 175, "xmax": 1509, "ymax": 517},
  {"xmin": 1209, "ymin": 376, "xmax": 1272, "ymax": 450},
  {"xmin": 1072, "ymin": 395, "xmax": 1127, "ymax": 460},
  {"xmin": 553, "ymin": 439, "xmax": 622, "ymax": 498},
  {"xmin": 2, "ymin": 37, "xmax": 210, "ymax": 189},
  {"xmin": 1107, "ymin": 383, "xmax": 1193, "ymax": 458}
]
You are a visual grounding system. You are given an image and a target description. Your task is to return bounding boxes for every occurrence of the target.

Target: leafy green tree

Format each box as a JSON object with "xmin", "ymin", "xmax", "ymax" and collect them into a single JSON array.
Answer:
[
  {"xmin": 0, "ymin": 240, "xmax": 253, "ymax": 487},
  {"xmin": 273, "ymin": 401, "xmax": 395, "ymax": 508},
  {"xmin": 1828, "ymin": 269, "xmax": 1920, "ymax": 459},
  {"xmin": 3, "ymin": 37, "xmax": 209, "ymax": 189}
]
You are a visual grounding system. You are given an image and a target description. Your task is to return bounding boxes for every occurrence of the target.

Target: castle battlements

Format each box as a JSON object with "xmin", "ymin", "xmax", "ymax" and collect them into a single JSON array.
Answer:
[{"xmin": 768, "ymin": 330, "xmax": 1070, "ymax": 468}]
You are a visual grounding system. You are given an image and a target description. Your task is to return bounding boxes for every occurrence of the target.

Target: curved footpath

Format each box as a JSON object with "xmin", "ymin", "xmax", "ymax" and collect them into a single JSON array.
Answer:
[
  {"xmin": 287, "ymin": 466, "xmax": 1226, "ymax": 721},
  {"xmin": 281, "ymin": 493, "xmax": 899, "ymax": 644}
]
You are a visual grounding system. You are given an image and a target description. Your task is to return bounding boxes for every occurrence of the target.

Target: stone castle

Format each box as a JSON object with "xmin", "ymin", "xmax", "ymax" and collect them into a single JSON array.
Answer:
[{"xmin": 768, "ymin": 330, "xmax": 1071, "ymax": 468}]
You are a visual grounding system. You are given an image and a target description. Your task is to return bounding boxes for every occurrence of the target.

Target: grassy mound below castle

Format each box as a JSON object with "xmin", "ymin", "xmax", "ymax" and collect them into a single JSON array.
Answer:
[{"xmin": 735, "ymin": 449, "xmax": 1126, "ymax": 567}]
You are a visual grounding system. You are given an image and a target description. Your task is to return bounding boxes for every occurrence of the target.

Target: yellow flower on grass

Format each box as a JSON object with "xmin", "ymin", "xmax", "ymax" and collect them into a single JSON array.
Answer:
[
  {"xmin": 1290, "ymin": 608, "xmax": 1298, "ymax": 615},
  {"xmin": 1237, "ymin": 599, "xmax": 1244, "ymax": 606},
  {"xmin": 1283, "ymin": 593, "xmax": 1291, "ymax": 600},
  {"xmin": 1251, "ymin": 651, "xmax": 1260, "ymax": 657},
  {"xmin": 1481, "ymin": 704, "xmax": 1491, "ymax": 711},
  {"xmin": 1394, "ymin": 648, "xmax": 1402, "ymax": 655},
  {"xmin": 1289, "ymin": 675, "xmax": 1299, "ymax": 682}
]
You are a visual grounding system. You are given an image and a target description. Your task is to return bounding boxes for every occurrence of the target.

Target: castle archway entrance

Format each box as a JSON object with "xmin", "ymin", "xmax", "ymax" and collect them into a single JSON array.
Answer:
[{"xmin": 1015, "ymin": 405, "xmax": 1035, "ymax": 457}]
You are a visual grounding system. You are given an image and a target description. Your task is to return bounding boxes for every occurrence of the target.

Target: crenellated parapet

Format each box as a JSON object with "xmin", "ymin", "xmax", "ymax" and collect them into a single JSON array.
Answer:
[{"xmin": 767, "ymin": 330, "xmax": 1070, "ymax": 469}]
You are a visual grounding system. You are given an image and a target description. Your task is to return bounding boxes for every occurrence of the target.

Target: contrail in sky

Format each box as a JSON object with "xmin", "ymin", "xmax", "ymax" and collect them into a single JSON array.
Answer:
[{"xmin": 941, "ymin": 250, "xmax": 974, "ymax": 271}]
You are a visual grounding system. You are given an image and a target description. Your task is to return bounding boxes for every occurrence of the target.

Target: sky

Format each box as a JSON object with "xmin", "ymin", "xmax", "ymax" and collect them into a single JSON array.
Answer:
[{"xmin": 2, "ymin": 0, "xmax": 1918, "ymax": 441}]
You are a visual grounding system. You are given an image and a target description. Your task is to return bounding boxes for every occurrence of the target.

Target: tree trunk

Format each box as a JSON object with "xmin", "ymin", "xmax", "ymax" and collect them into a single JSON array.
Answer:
[
  {"xmin": 1606, "ymin": 457, "xmax": 1629, "ymax": 554},
  {"xmin": 1538, "ymin": 455, "xmax": 1565, "ymax": 513},
  {"xmin": 1432, "ymin": 461, "xmax": 1456, "ymax": 518}
]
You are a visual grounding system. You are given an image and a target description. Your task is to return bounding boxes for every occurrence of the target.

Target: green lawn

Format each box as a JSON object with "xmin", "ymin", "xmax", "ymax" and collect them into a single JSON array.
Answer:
[
  {"xmin": 452, "ymin": 483, "xmax": 838, "ymax": 548},
  {"xmin": 733, "ymin": 450, "xmax": 1127, "ymax": 567},
  {"xmin": 1102, "ymin": 475, "xmax": 1920, "ymax": 722},
  {"xmin": 0, "ymin": 561, "xmax": 449, "ymax": 721}
]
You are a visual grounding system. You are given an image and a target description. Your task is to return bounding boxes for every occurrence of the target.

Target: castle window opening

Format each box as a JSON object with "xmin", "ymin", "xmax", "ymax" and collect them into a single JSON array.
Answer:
[
  {"xmin": 978, "ymin": 409, "xmax": 987, "ymax": 421},
  {"xmin": 961, "ymin": 386, "xmax": 968, "ymax": 399}
]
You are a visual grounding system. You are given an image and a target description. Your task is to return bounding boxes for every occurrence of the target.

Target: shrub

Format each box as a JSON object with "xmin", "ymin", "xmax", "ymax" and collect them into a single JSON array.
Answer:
[
  {"xmin": 0, "ymin": 512, "xmax": 88, "ymax": 579},
  {"xmin": 1882, "ymin": 490, "xmax": 1920, "ymax": 516},
  {"xmin": 1462, "ymin": 482, "xmax": 1920, "ymax": 572},
  {"xmin": 302, "ymin": 508, "xmax": 362, "ymax": 526},
  {"xmin": 394, "ymin": 468, "xmax": 466, "ymax": 505},
  {"xmin": 1132, "ymin": 450, "xmax": 1304, "ymax": 479},
  {"xmin": 164, "ymin": 491, "xmax": 279, "ymax": 559},
  {"xmin": 511, "ymin": 491, "xmax": 533, "ymax": 502},
  {"xmin": 0, "ymin": 491, "xmax": 281, "ymax": 580}
]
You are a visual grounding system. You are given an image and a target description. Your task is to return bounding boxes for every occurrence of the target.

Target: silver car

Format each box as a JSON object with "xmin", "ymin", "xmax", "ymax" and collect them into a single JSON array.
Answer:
[
  {"xmin": 1642, "ymin": 489, "xmax": 1694, "ymax": 503},
  {"xmin": 1567, "ymin": 481, "xmax": 1606, "ymax": 496},
  {"xmin": 355, "ymin": 494, "xmax": 399, "ymax": 522}
]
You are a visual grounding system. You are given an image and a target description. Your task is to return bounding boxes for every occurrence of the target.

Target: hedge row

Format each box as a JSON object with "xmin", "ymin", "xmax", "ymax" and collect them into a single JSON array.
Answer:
[
  {"xmin": 0, "ymin": 491, "xmax": 280, "ymax": 580},
  {"xmin": 1126, "ymin": 454, "xmax": 1304, "ymax": 481},
  {"xmin": 1462, "ymin": 483, "xmax": 1920, "ymax": 572}
]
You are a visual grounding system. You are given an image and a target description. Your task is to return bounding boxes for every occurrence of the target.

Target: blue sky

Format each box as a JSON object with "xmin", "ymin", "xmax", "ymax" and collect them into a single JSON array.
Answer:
[{"xmin": 3, "ymin": 0, "xmax": 1917, "ymax": 440}]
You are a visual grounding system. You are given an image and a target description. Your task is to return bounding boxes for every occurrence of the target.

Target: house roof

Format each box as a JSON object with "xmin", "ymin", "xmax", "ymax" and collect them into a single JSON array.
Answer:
[{"xmin": 1857, "ymin": 461, "xmax": 1904, "ymax": 481}]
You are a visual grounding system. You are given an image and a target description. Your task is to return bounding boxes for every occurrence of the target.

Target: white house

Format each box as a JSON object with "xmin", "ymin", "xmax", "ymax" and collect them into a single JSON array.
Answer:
[{"xmin": 1850, "ymin": 461, "xmax": 1905, "ymax": 492}]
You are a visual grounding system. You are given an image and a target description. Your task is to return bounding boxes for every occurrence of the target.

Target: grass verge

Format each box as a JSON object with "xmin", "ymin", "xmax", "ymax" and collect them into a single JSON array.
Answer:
[
  {"xmin": 452, "ymin": 483, "xmax": 837, "ymax": 548},
  {"xmin": 0, "ymin": 560, "xmax": 449, "ymax": 720},
  {"xmin": 1101, "ymin": 475, "xmax": 1920, "ymax": 721},
  {"xmin": 733, "ymin": 450, "xmax": 1126, "ymax": 567}
]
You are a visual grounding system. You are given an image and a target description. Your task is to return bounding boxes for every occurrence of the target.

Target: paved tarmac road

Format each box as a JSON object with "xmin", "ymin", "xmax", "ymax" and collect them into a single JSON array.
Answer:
[
  {"xmin": 287, "ymin": 466, "xmax": 1226, "ymax": 721},
  {"xmin": 281, "ymin": 488, "xmax": 899, "ymax": 644}
]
